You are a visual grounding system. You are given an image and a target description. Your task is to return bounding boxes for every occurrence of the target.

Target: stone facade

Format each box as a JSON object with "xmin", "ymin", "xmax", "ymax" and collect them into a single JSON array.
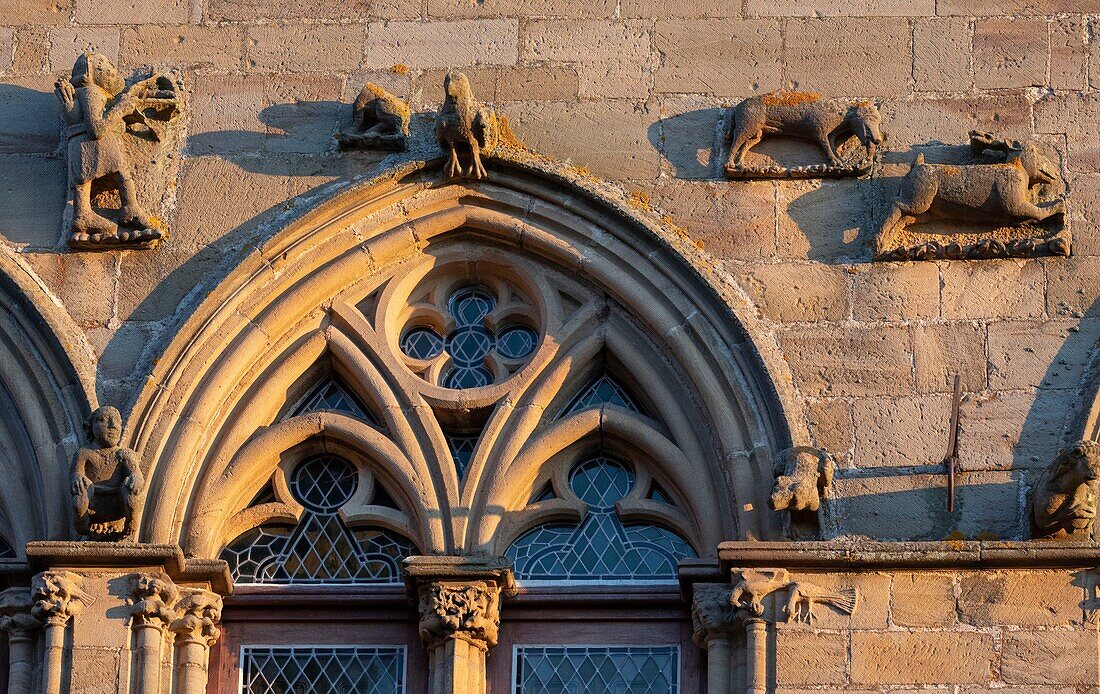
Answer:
[{"xmin": 0, "ymin": 0, "xmax": 1098, "ymax": 692}]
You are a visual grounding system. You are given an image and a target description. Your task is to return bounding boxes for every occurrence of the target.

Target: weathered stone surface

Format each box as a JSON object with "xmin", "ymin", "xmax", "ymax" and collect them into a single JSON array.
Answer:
[
  {"xmin": 913, "ymin": 18, "xmax": 971, "ymax": 92},
  {"xmin": 883, "ymin": 95, "xmax": 1032, "ymax": 151},
  {"xmin": 850, "ymin": 632, "xmax": 995, "ymax": 685},
  {"xmin": 912, "ymin": 322, "xmax": 988, "ymax": 394},
  {"xmin": 0, "ymin": 76, "xmax": 62, "ymax": 154},
  {"xmin": 778, "ymin": 325, "xmax": 913, "ymax": 396},
  {"xmin": 973, "ymin": 18, "xmax": 1047, "ymax": 90},
  {"xmin": 24, "ymin": 252, "xmax": 117, "ymax": 326},
  {"xmin": 208, "ymin": 0, "xmax": 373, "ymax": 20},
  {"xmin": 246, "ymin": 23, "xmax": 366, "ymax": 72},
  {"xmin": 47, "ymin": 27, "xmax": 119, "ymax": 72},
  {"xmin": 1046, "ymin": 256, "xmax": 1100, "ymax": 318},
  {"xmin": 265, "ymin": 74, "xmax": 343, "ymax": 154},
  {"xmin": 778, "ymin": 179, "xmax": 874, "ymax": 263},
  {"xmin": 428, "ymin": 0, "xmax": 616, "ymax": 19},
  {"xmin": 117, "ymin": 243, "xmax": 225, "ymax": 322},
  {"xmin": 5, "ymin": 0, "xmax": 72, "ymax": 24},
  {"xmin": 806, "ymin": 398, "xmax": 853, "ymax": 459},
  {"xmin": 0, "ymin": 28, "xmax": 14, "ymax": 74},
  {"xmin": 654, "ymin": 20, "xmax": 783, "ymax": 97},
  {"xmin": 413, "ymin": 65, "xmax": 579, "ymax": 104},
  {"xmin": 988, "ymin": 320, "xmax": 1093, "ymax": 391},
  {"xmin": 188, "ymin": 73, "xmax": 266, "ymax": 155},
  {"xmin": 1001, "ymin": 631, "xmax": 1099, "ymax": 685},
  {"xmin": 367, "ymin": 19, "xmax": 517, "ymax": 69},
  {"xmin": 774, "ymin": 630, "xmax": 847, "ymax": 686},
  {"xmin": 736, "ymin": 264, "xmax": 848, "ymax": 323},
  {"xmin": 746, "ymin": 0, "xmax": 934, "ymax": 14},
  {"xmin": 649, "ymin": 181, "xmax": 777, "ymax": 259},
  {"xmin": 12, "ymin": 26, "xmax": 49, "ymax": 73},
  {"xmin": 0, "ymin": 155, "xmax": 65, "ymax": 247},
  {"xmin": 851, "ymin": 263, "xmax": 939, "ymax": 321},
  {"xmin": 853, "ymin": 395, "xmax": 952, "ymax": 468},
  {"xmin": 620, "ymin": 0, "xmax": 741, "ymax": 17},
  {"xmin": 785, "ymin": 18, "xmax": 911, "ymax": 96},
  {"xmin": 941, "ymin": 261, "xmax": 1045, "ymax": 320},
  {"xmin": 938, "ymin": 0, "xmax": 1100, "ymax": 14},
  {"xmin": 523, "ymin": 21, "xmax": 649, "ymax": 99},
  {"xmin": 959, "ymin": 389, "xmax": 1070, "ymax": 471},
  {"xmin": 891, "ymin": 572, "xmax": 957, "ymax": 627},
  {"xmin": 119, "ymin": 25, "xmax": 242, "ymax": 71},
  {"xmin": 74, "ymin": 0, "xmax": 192, "ymax": 24},
  {"xmin": 787, "ymin": 572, "xmax": 889, "ymax": 629},
  {"xmin": 1050, "ymin": 17, "xmax": 1088, "ymax": 91},
  {"xmin": 1068, "ymin": 173, "xmax": 1100, "ymax": 254},
  {"xmin": 174, "ymin": 157, "xmax": 291, "ymax": 251},
  {"xmin": 959, "ymin": 572, "xmax": 1084, "ymax": 627}
]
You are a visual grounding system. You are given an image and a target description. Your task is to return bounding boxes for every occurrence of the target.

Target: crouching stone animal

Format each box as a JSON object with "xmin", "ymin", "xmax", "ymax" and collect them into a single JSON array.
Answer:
[
  {"xmin": 725, "ymin": 91, "xmax": 883, "ymax": 176},
  {"xmin": 436, "ymin": 72, "xmax": 498, "ymax": 179},
  {"xmin": 1032, "ymin": 440, "xmax": 1100, "ymax": 539},
  {"xmin": 336, "ymin": 82, "xmax": 410, "ymax": 151},
  {"xmin": 875, "ymin": 131, "xmax": 1067, "ymax": 260}
]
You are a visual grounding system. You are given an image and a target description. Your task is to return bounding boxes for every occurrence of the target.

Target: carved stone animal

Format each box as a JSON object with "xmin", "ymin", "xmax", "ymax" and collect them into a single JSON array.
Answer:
[
  {"xmin": 731, "ymin": 568, "xmax": 790, "ymax": 617},
  {"xmin": 726, "ymin": 91, "xmax": 883, "ymax": 169},
  {"xmin": 784, "ymin": 581, "xmax": 858, "ymax": 624},
  {"xmin": 875, "ymin": 133, "xmax": 1064, "ymax": 260},
  {"xmin": 770, "ymin": 447, "xmax": 834, "ymax": 513},
  {"xmin": 336, "ymin": 83, "xmax": 410, "ymax": 151},
  {"xmin": 1032, "ymin": 440, "xmax": 1100, "ymax": 539},
  {"xmin": 71, "ymin": 406, "xmax": 145, "ymax": 540},
  {"xmin": 436, "ymin": 72, "xmax": 498, "ymax": 179}
]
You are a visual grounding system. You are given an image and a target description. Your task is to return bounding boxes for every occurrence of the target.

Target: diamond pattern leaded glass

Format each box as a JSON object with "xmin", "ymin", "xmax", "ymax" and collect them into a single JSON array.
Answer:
[
  {"xmin": 0, "ymin": 536, "xmax": 14, "ymax": 559},
  {"xmin": 221, "ymin": 456, "xmax": 417, "ymax": 585},
  {"xmin": 497, "ymin": 326, "xmax": 537, "ymax": 360},
  {"xmin": 514, "ymin": 646, "xmax": 679, "ymax": 694},
  {"xmin": 401, "ymin": 327, "xmax": 445, "ymax": 360},
  {"xmin": 564, "ymin": 375, "xmax": 638, "ymax": 415},
  {"xmin": 292, "ymin": 379, "xmax": 377, "ymax": 425},
  {"xmin": 446, "ymin": 433, "xmax": 480, "ymax": 478},
  {"xmin": 506, "ymin": 457, "xmax": 695, "ymax": 582},
  {"xmin": 242, "ymin": 646, "xmax": 405, "ymax": 694}
]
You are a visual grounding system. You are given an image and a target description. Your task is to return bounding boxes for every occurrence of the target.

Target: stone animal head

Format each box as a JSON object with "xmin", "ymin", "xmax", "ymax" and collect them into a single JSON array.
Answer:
[
  {"xmin": 1007, "ymin": 141, "xmax": 1059, "ymax": 187},
  {"xmin": 846, "ymin": 101, "xmax": 883, "ymax": 150},
  {"xmin": 71, "ymin": 51, "xmax": 124, "ymax": 96},
  {"xmin": 443, "ymin": 72, "xmax": 473, "ymax": 104},
  {"xmin": 1034, "ymin": 440, "xmax": 1100, "ymax": 537},
  {"xmin": 85, "ymin": 406, "xmax": 123, "ymax": 449}
]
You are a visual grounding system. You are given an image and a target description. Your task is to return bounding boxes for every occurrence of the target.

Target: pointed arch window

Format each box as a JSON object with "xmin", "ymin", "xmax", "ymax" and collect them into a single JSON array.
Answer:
[
  {"xmin": 290, "ymin": 378, "xmax": 379, "ymax": 427},
  {"xmin": 563, "ymin": 374, "xmax": 639, "ymax": 415}
]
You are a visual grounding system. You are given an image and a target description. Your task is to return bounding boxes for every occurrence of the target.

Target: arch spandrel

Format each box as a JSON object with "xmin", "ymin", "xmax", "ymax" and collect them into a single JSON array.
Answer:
[{"xmin": 128, "ymin": 152, "xmax": 809, "ymax": 558}]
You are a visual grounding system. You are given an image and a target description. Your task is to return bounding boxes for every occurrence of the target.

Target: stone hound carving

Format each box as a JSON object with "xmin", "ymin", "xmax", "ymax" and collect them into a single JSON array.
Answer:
[
  {"xmin": 1032, "ymin": 440, "xmax": 1100, "ymax": 539},
  {"xmin": 875, "ymin": 130, "xmax": 1068, "ymax": 261},
  {"xmin": 436, "ymin": 72, "xmax": 499, "ymax": 179},
  {"xmin": 731, "ymin": 568, "xmax": 790, "ymax": 617},
  {"xmin": 56, "ymin": 51, "xmax": 182, "ymax": 250},
  {"xmin": 336, "ymin": 82, "xmax": 410, "ymax": 151},
  {"xmin": 725, "ymin": 90, "xmax": 882, "ymax": 179},
  {"xmin": 771, "ymin": 446, "xmax": 835, "ymax": 514},
  {"xmin": 71, "ymin": 406, "xmax": 145, "ymax": 541},
  {"xmin": 783, "ymin": 581, "xmax": 858, "ymax": 624}
]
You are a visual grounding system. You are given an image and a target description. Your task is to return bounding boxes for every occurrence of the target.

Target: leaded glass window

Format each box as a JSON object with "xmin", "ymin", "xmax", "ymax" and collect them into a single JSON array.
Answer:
[
  {"xmin": 221, "ymin": 455, "xmax": 416, "ymax": 585},
  {"xmin": 446, "ymin": 432, "xmax": 480, "ymax": 478},
  {"xmin": 0, "ymin": 535, "xmax": 14, "ymax": 559},
  {"xmin": 241, "ymin": 645, "xmax": 405, "ymax": 694},
  {"xmin": 291, "ymin": 378, "xmax": 379, "ymax": 427},
  {"xmin": 564, "ymin": 374, "xmax": 638, "ymax": 415},
  {"xmin": 506, "ymin": 457, "xmax": 695, "ymax": 582},
  {"xmin": 514, "ymin": 645, "xmax": 679, "ymax": 694}
]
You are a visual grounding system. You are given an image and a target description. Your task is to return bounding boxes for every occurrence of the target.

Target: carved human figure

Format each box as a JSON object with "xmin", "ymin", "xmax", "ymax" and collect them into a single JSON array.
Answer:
[
  {"xmin": 55, "ymin": 52, "xmax": 181, "ymax": 249},
  {"xmin": 71, "ymin": 406, "xmax": 144, "ymax": 540},
  {"xmin": 336, "ymin": 83, "xmax": 410, "ymax": 151},
  {"xmin": 1032, "ymin": 440, "xmax": 1100, "ymax": 539},
  {"xmin": 436, "ymin": 72, "xmax": 498, "ymax": 179}
]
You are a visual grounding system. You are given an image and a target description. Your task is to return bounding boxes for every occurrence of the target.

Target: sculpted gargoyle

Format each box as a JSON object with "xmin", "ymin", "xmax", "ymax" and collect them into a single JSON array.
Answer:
[
  {"xmin": 1032, "ymin": 440, "xmax": 1100, "ymax": 539},
  {"xmin": 725, "ymin": 91, "xmax": 882, "ymax": 178},
  {"xmin": 436, "ymin": 72, "xmax": 498, "ymax": 179},
  {"xmin": 71, "ymin": 406, "xmax": 144, "ymax": 540},
  {"xmin": 336, "ymin": 82, "xmax": 410, "ymax": 151},
  {"xmin": 875, "ymin": 131, "xmax": 1068, "ymax": 261}
]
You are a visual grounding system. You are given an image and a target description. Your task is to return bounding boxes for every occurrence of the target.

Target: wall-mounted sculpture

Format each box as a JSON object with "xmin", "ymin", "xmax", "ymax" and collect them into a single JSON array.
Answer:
[
  {"xmin": 437, "ymin": 72, "xmax": 499, "ymax": 179},
  {"xmin": 874, "ymin": 131, "xmax": 1069, "ymax": 261},
  {"xmin": 56, "ymin": 52, "xmax": 182, "ymax": 251},
  {"xmin": 770, "ymin": 446, "xmax": 835, "ymax": 539},
  {"xmin": 71, "ymin": 406, "xmax": 145, "ymax": 541},
  {"xmin": 783, "ymin": 581, "xmax": 858, "ymax": 624},
  {"xmin": 724, "ymin": 91, "xmax": 882, "ymax": 179},
  {"xmin": 1032, "ymin": 440, "xmax": 1099, "ymax": 540},
  {"xmin": 336, "ymin": 82, "xmax": 410, "ymax": 151}
]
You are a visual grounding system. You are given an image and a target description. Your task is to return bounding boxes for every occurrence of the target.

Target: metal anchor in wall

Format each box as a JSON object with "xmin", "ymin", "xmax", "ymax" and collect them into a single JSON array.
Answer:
[{"xmin": 942, "ymin": 373, "xmax": 965, "ymax": 512}]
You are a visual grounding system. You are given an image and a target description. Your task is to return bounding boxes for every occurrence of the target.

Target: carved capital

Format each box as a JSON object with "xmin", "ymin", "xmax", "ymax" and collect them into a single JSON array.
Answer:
[
  {"xmin": 417, "ymin": 580, "xmax": 502, "ymax": 650},
  {"xmin": 690, "ymin": 583, "xmax": 736, "ymax": 646},
  {"xmin": 0, "ymin": 586, "xmax": 40, "ymax": 635},
  {"xmin": 31, "ymin": 570, "xmax": 93, "ymax": 627},
  {"xmin": 128, "ymin": 572, "xmax": 178, "ymax": 630},
  {"xmin": 169, "ymin": 589, "xmax": 222, "ymax": 648},
  {"xmin": 730, "ymin": 568, "xmax": 790, "ymax": 621}
]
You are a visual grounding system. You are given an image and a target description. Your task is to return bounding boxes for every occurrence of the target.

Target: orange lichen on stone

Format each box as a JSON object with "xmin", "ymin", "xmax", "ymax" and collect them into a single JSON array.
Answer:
[
  {"xmin": 629, "ymin": 191, "xmax": 652, "ymax": 211},
  {"xmin": 761, "ymin": 90, "xmax": 822, "ymax": 107},
  {"xmin": 391, "ymin": 64, "xmax": 409, "ymax": 75},
  {"xmin": 496, "ymin": 115, "xmax": 526, "ymax": 150}
]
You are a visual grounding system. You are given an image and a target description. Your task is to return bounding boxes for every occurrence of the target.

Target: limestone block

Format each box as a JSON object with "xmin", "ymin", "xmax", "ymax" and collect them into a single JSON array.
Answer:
[
  {"xmin": 0, "ymin": 76, "xmax": 64, "ymax": 154},
  {"xmin": 428, "ymin": 0, "xmax": 616, "ymax": 18},
  {"xmin": 70, "ymin": 647, "xmax": 121, "ymax": 694},
  {"xmin": 941, "ymin": 261, "xmax": 1044, "ymax": 320},
  {"xmin": 973, "ymin": 19, "xmax": 1047, "ymax": 90},
  {"xmin": 735, "ymin": 263, "xmax": 848, "ymax": 323},
  {"xmin": 208, "ymin": 0, "xmax": 372, "ymax": 20},
  {"xmin": 806, "ymin": 399, "xmax": 853, "ymax": 459},
  {"xmin": 958, "ymin": 389, "xmax": 1070, "ymax": 471},
  {"xmin": 5, "ymin": 0, "xmax": 72, "ymax": 24},
  {"xmin": 1001, "ymin": 630, "xmax": 1099, "ymax": 685},
  {"xmin": 850, "ymin": 631, "xmax": 995, "ymax": 685},
  {"xmin": 938, "ymin": 0, "xmax": 1100, "ymax": 14},
  {"xmin": 174, "ymin": 157, "xmax": 291, "ymax": 251},
  {"xmin": 912, "ymin": 322, "xmax": 987, "ymax": 394},
  {"xmin": 777, "ymin": 325, "xmax": 913, "ymax": 396},
  {"xmin": 1050, "ymin": 17, "xmax": 1088, "ymax": 91},
  {"xmin": 119, "ymin": 25, "xmax": 243, "ymax": 71},
  {"xmin": 652, "ymin": 95, "xmax": 724, "ymax": 179},
  {"xmin": 654, "ymin": 20, "xmax": 783, "ymax": 97},
  {"xmin": 649, "ymin": 181, "xmax": 777, "ymax": 260},
  {"xmin": 774, "ymin": 630, "xmax": 847, "ymax": 686},
  {"xmin": 785, "ymin": 572, "xmax": 889, "ymax": 629},
  {"xmin": 958, "ymin": 572, "xmax": 1084, "ymax": 627},
  {"xmin": 1046, "ymin": 256, "xmax": 1100, "ymax": 317},
  {"xmin": 777, "ymin": 179, "xmax": 875, "ymax": 263},
  {"xmin": 88, "ymin": 322, "xmax": 157, "ymax": 381},
  {"xmin": 246, "ymin": 23, "xmax": 366, "ymax": 72},
  {"xmin": 1069, "ymin": 174, "xmax": 1100, "ymax": 255},
  {"xmin": 188, "ymin": 74, "xmax": 266, "ymax": 155},
  {"xmin": 47, "ymin": 27, "xmax": 119, "ymax": 73},
  {"xmin": 266, "ymin": 74, "xmax": 344, "ymax": 154},
  {"xmin": 13, "ymin": 26, "xmax": 49, "ymax": 74},
  {"xmin": 522, "ymin": 21, "xmax": 650, "ymax": 99},
  {"xmin": 746, "ymin": 0, "xmax": 935, "ymax": 14},
  {"xmin": 0, "ymin": 28, "xmax": 13, "ymax": 74},
  {"xmin": 852, "ymin": 395, "xmax": 952, "ymax": 469},
  {"xmin": 851, "ymin": 262, "xmax": 939, "ymax": 321},
  {"xmin": 0, "ymin": 154, "xmax": 66, "ymax": 247},
  {"xmin": 891, "ymin": 572, "xmax": 957, "ymax": 628},
  {"xmin": 883, "ymin": 96, "xmax": 1032, "ymax": 150},
  {"xmin": 74, "ymin": 0, "xmax": 192, "ymax": 24},
  {"xmin": 23, "ymin": 252, "xmax": 117, "ymax": 326},
  {"xmin": 413, "ymin": 65, "xmax": 579, "ymax": 104},
  {"xmin": 116, "ymin": 243, "xmax": 224, "ymax": 322},
  {"xmin": 988, "ymin": 320, "xmax": 1094, "ymax": 391},
  {"xmin": 785, "ymin": 18, "xmax": 912, "ymax": 97},
  {"xmin": 366, "ymin": 19, "xmax": 518, "ymax": 69},
  {"xmin": 913, "ymin": 18, "xmax": 971, "ymax": 92},
  {"xmin": 620, "ymin": 0, "xmax": 741, "ymax": 17}
]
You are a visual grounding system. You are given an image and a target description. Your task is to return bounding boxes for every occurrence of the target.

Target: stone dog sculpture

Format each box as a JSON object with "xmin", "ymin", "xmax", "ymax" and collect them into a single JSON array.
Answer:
[
  {"xmin": 1032, "ymin": 440, "xmax": 1100, "ymax": 539},
  {"xmin": 874, "ymin": 131, "xmax": 1068, "ymax": 261},
  {"xmin": 725, "ymin": 91, "xmax": 883, "ymax": 178},
  {"xmin": 436, "ymin": 72, "xmax": 499, "ymax": 179},
  {"xmin": 336, "ymin": 82, "xmax": 410, "ymax": 151},
  {"xmin": 56, "ymin": 52, "xmax": 181, "ymax": 250},
  {"xmin": 71, "ymin": 406, "xmax": 145, "ymax": 540}
]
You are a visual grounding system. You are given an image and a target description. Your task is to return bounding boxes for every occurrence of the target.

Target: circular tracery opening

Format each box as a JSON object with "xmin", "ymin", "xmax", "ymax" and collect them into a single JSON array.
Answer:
[{"xmin": 290, "ymin": 455, "xmax": 358, "ymax": 512}]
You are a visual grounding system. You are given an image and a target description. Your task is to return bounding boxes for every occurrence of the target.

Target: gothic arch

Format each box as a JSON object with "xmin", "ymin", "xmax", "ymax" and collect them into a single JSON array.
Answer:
[
  {"xmin": 0, "ymin": 245, "xmax": 97, "ymax": 551},
  {"xmin": 128, "ymin": 152, "xmax": 810, "ymax": 558}
]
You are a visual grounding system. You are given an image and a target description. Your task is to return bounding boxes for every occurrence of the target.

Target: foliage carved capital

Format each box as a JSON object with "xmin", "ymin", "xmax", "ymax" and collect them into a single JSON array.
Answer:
[
  {"xmin": 31, "ymin": 570, "xmax": 93, "ymax": 627},
  {"xmin": 169, "ymin": 589, "xmax": 222, "ymax": 647},
  {"xmin": 0, "ymin": 586, "xmax": 39, "ymax": 635},
  {"xmin": 128, "ymin": 571, "xmax": 178, "ymax": 629},
  {"xmin": 416, "ymin": 580, "xmax": 502, "ymax": 650}
]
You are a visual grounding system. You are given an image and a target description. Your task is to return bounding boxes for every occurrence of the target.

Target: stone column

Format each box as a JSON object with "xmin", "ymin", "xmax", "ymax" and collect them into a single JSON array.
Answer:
[
  {"xmin": 128, "ymin": 572, "xmax": 179, "ymax": 694},
  {"xmin": 730, "ymin": 568, "xmax": 790, "ymax": 694},
  {"xmin": 0, "ymin": 587, "xmax": 41, "ymax": 694},
  {"xmin": 30, "ymin": 570, "xmax": 93, "ymax": 694},
  {"xmin": 690, "ymin": 583, "xmax": 738, "ymax": 694},
  {"xmin": 168, "ymin": 588, "xmax": 223, "ymax": 694}
]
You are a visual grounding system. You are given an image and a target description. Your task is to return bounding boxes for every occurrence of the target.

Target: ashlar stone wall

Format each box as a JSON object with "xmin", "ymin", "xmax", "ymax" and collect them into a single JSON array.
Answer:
[{"xmin": 0, "ymin": 0, "xmax": 1098, "ymax": 541}]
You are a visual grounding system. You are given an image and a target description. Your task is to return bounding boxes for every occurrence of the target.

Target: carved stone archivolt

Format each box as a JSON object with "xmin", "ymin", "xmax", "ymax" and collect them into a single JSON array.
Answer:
[
  {"xmin": 57, "ymin": 52, "xmax": 183, "ymax": 250},
  {"xmin": 71, "ymin": 405, "xmax": 145, "ymax": 541},
  {"xmin": 724, "ymin": 90, "xmax": 883, "ymax": 179},
  {"xmin": 875, "ymin": 131, "xmax": 1068, "ymax": 261},
  {"xmin": 337, "ymin": 82, "xmax": 410, "ymax": 151},
  {"xmin": 1032, "ymin": 440, "xmax": 1100, "ymax": 540}
]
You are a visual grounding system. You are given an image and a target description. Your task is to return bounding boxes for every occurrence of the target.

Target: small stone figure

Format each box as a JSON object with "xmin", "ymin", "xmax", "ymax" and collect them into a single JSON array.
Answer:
[
  {"xmin": 436, "ymin": 72, "xmax": 499, "ymax": 179},
  {"xmin": 731, "ymin": 568, "xmax": 790, "ymax": 617},
  {"xmin": 71, "ymin": 406, "xmax": 144, "ymax": 540},
  {"xmin": 55, "ymin": 52, "xmax": 181, "ymax": 250},
  {"xmin": 725, "ymin": 91, "xmax": 882, "ymax": 179},
  {"xmin": 770, "ymin": 446, "xmax": 834, "ymax": 539},
  {"xmin": 875, "ymin": 131, "xmax": 1068, "ymax": 261},
  {"xmin": 335, "ymin": 83, "xmax": 410, "ymax": 151},
  {"xmin": 1032, "ymin": 440, "xmax": 1100, "ymax": 540},
  {"xmin": 783, "ymin": 581, "xmax": 858, "ymax": 624}
]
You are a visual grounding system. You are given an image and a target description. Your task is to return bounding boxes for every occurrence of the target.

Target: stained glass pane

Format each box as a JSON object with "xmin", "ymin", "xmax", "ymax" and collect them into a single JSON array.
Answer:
[
  {"xmin": 293, "ymin": 379, "xmax": 376, "ymax": 425},
  {"xmin": 401, "ymin": 327, "xmax": 445, "ymax": 360},
  {"xmin": 443, "ymin": 365, "xmax": 494, "ymax": 389},
  {"xmin": 290, "ymin": 456, "xmax": 358, "ymax": 512},
  {"xmin": 447, "ymin": 433, "xmax": 479, "ymax": 478},
  {"xmin": 0, "ymin": 536, "xmax": 15, "ymax": 559},
  {"xmin": 449, "ymin": 287, "xmax": 496, "ymax": 326},
  {"xmin": 497, "ymin": 326, "xmax": 537, "ymax": 359},
  {"xmin": 242, "ymin": 646, "xmax": 405, "ymax": 694},
  {"xmin": 515, "ymin": 646, "xmax": 678, "ymax": 694},
  {"xmin": 445, "ymin": 325, "xmax": 495, "ymax": 366},
  {"xmin": 564, "ymin": 375, "xmax": 638, "ymax": 415}
]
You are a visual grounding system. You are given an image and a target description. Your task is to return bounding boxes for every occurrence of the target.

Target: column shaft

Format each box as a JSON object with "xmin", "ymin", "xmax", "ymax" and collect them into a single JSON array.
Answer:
[
  {"xmin": 6, "ymin": 630, "xmax": 35, "ymax": 694},
  {"xmin": 744, "ymin": 618, "xmax": 767, "ymax": 694}
]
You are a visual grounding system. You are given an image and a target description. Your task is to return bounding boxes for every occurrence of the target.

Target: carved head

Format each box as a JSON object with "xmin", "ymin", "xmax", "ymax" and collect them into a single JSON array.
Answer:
[
  {"xmin": 85, "ymin": 406, "xmax": 123, "ymax": 448},
  {"xmin": 71, "ymin": 51, "xmax": 125, "ymax": 96},
  {"xmin": 443, "ymin": 72, "xmax": 473, "ymax": 103},
  {"xmin": 847, "ymin": 101, "xmax": 883, "ymax": 149},
  {"xmin": 1035, "ymin": 441, "xmax": 1100, "ymax": 536},
  {"xmin": 1009, "ymin": 141, "xmax": 1059, "ymax": 187}
]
